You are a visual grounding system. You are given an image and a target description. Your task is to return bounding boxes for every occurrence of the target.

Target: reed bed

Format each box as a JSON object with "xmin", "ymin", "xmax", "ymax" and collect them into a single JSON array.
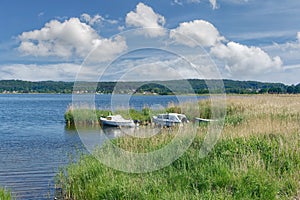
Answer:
[
  {"xmin": 64, "ymin": 103, "xmax": 194, "ymax": 128},
  {"xmin": 57, "ymin": 94, "xmax": 300, "ymax": 200},
  {"xmin": 222, "ymin": 94, "xmax": 300, "ymax": 138},
  {"xmin": 0, "ymin": 188, "xmax": 12, "ymax": 200}
]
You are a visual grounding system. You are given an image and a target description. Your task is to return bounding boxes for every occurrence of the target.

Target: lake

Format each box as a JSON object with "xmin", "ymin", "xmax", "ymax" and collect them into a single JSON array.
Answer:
[{"xmin": 0, "ymin": 94, "xmax": 206, "ymax": 199}]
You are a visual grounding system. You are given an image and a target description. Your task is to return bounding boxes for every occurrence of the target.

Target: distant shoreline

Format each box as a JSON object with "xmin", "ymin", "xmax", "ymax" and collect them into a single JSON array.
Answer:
[{"xmin": 1, "ymin": 79, "xmax": 299, "ymax": 95}]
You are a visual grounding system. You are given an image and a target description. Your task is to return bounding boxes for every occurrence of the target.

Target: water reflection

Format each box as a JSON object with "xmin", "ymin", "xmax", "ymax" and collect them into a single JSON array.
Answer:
[
  {"xmin": 65, "ymin": 126, "xmax": 129, "ymax": 151},
  {"xmin": 66, "ymin": 126, "xmax": 163, "ymax": 154}
]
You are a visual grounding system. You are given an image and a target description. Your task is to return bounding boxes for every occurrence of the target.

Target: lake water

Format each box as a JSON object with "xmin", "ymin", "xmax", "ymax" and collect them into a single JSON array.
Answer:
[{"xmin": 0, "ymin": 94, "xmax": 205, "ymax": 199}]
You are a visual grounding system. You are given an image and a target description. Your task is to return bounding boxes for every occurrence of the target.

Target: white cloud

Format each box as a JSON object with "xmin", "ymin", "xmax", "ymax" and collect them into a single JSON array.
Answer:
[
  {"xmin": 209, "ymin": 0, "xmax": 218, "ymax": 9},
  {"xmin": 170, "ymin": 20, "xmax": 225, "ymax": 47},
  {"xmin": 38, "ymin": 12, "xmax": 44, "ymax": 17},
  {"xmin": 80, "ymin": 13, "xmax": 118, "ymax": 26},
  {"xmin": 125, "ymin": 3, "xmax": 166, "ymax": 37},
  {"xmin": 172, "ymin": 0, "xmax": 215, "ymax": 7},
  {"xmin": 169, "ymin": 18, "xmax": 284, "ymax": 78},
  {"xmin": 209, "ymin": 0, "xmax": 250, "ymax": 8},
  {"xmin": 0, "ymin": 63, "xmax": 81, "ymax": 81},
  {"xmin": 257, "ymin": 64, "xmax": 300, "ymax": 85},
  {"xmin": 211, "ymin": 42, "xmax": 283, "ymax": 77},
  {"xmin": 227, "ymin": 30, "xmax": 296, "ymax": 41},
  {"xmin": 13, "ymin": 5, "xmax": 292, "ymax": 83},
  {"xmin": 262, "ymin": 32, "xmax": 300, "ymax": 66},
  {"xmin": 187, "ymin": 0, "xmax": 201, "ymax": 3},
  {"xmin": 18, "ymin": 17, "xmax": 127, "ymax": 60},
  {"xmin": 97, "ymin": 50, "xmax": 224, "ymax": 82},
  {"xmin": 223, "ymin": 0, "xmax": 249, "ymax": 4},
  {"xmin": 106, "ymin": 19, "xmax": 118, "ymax": 25},
  {"xmin": 171, "ymin": 0, "xmax": 250, "ymax": 9},
  {"xmin": 102, "ymin": 57, "xmax": 202, "ymax": 81},
  {"xmin": 172, "ymin": 0, "xmax": 183, "ymax": 5},
  {"xmin": 80, "ymin": 13, "xmax": 103, "ymax": 25},
  {"xmin": 87, "ymin": 35, "xmax": 127, "ymax": 63},
  {"xmin": 118, "ymin": 26, "xmax": 125, "ymax": 31}
]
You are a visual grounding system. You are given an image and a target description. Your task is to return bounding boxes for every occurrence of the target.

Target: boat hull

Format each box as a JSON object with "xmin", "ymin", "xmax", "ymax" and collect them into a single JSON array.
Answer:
[
  {"xmin": 152, "ymin": 113, "xmax": 188, "ymax": 127},
  {"xmin": 152, "ymin": 117, "xmax": 180, "ymax": 127},
  {"xmin": 100, "ymin": 119, "xmax": 135, "ymax": 127},
  {"xmin": 100, "ymin": 116, "xmax": 136, "ymax": 128}
]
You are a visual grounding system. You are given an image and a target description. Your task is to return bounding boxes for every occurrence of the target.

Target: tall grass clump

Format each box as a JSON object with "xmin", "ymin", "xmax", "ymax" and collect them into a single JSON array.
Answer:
[
  {"xmin": 64, "ymin": 105, "xmax": 111, "ymax": 127},
  {"xmin": 0, "ymin": 188, "xmax": 12, "ymax": 200}
]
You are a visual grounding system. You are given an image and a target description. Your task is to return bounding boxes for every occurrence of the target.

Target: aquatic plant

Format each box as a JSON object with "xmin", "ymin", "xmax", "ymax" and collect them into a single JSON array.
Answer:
[
  {"xmin": 64, "ymin": 105, "xmax": 111, "ymax": 127},
  {"xmin": 0, "ymin": 188, "xmax": 12, "ymax": 200}
]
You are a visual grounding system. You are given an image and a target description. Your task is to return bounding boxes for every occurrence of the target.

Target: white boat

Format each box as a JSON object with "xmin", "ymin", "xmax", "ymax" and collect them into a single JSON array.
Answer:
[
  {"xmin": 194, "ymin": 117, "xmax": 218, "ymax": 122},
  {"xmin": 100, "ymin": 115, "xmax": 136, "ymax": 127},
  {"xmin": 152, "ymin": 113, "xmax": 189, "ymax": 127}
]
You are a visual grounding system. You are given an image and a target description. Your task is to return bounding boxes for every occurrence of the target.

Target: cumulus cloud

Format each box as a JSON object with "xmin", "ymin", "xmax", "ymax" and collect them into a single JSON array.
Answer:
[
  {"xmin": 211, "ymin": 42, "xmax": 283, "ymax": 76},
  {"xmin": 125, "ymin": 3, "xmax": 166, "ymax": 37},
  {"xmin": 169, "ymin": 18, "xmax": 283, "ymax": 77},
  {"xmin": 170, "ymin": 20, "xmax": 225, "ymax": 47},
  {"xmin": 86, "ymin": 35, "xmax": 127, "ymax": 63},
  {"xmin": 14, "ymin": 4, "xmax": 286, "ymax": 82},
  {"xmin": 18, "ymin": 18, "xmax": 127, "ymax": 60}
]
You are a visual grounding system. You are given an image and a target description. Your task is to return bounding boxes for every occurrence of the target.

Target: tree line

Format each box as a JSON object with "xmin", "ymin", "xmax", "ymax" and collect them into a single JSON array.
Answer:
[{"xmin": 0, "ymin": 79, "xmax": 299, "ymax": 94}]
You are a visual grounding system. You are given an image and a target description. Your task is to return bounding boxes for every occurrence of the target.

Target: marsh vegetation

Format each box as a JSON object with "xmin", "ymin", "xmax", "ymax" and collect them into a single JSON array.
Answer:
[
  {"xmin": 58, "ymin": 95, "xmax": 300, "ymax": 200},
  {"xmin": 0, "ymin": 188, "xmax": 12, "ymax": 200}
]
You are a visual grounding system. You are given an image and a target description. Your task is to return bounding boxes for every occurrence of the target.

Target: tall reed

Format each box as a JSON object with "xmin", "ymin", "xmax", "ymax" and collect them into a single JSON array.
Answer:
[{"xmin": 0, "ymin": 188, "xmax": 12, "ymax": 200}]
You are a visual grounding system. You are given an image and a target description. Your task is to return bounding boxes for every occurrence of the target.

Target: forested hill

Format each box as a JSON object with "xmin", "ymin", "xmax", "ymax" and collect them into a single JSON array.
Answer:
[{"xmin": 0, "ymin": 79, "xmax": 299, "ymax": 94}]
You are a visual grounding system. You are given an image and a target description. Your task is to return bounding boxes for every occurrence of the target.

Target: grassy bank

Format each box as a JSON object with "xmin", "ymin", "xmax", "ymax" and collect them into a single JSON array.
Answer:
[
  {"xmin": 58, "ymin": 95, "xmax": 300, "ymax": 199},
  {"xmin": 0, "ymin": 188, "xmax": 12, "ymax": 200}
]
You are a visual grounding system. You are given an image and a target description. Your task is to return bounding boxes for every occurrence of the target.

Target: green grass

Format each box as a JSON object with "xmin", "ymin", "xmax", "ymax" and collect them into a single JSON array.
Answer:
[
  {"xmin": 58, "ymin": 95, "xmax": 300, "ymax": 199},
  {"xmin": 56, "ymin": 132, "xmax": 300, "ymax": 200},
  {"xmin": 0, "ymin": 188, "xmax": 12, "ymax": 200}
]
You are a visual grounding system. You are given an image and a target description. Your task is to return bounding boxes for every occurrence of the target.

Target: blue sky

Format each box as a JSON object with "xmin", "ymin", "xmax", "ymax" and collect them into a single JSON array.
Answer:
[{"xmin": 0, "ymin": 0, "xmax": 300, "ymax": 84}]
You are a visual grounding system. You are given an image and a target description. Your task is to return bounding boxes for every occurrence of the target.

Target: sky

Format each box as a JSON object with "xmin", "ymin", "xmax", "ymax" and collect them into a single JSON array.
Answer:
[{"xmin": 0, "ymin": 0, "xmax": 300, "ymax": 84}]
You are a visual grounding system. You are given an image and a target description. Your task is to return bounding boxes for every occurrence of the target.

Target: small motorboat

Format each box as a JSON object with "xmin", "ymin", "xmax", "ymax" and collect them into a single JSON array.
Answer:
[
  {"xmin": 100, "ymin": 115, "xmax": 137, "ymax": 127},
  {"xmin": 152, "ymin": 113, "xmax": 188, "ymax": 127}
]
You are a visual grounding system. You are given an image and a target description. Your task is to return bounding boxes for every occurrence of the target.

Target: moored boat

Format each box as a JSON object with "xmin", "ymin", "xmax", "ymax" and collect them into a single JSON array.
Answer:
[
  {"xmin": 100, "ymin": 115, "xmax": 137, "ymax": 127},
  {"xmin": 152, "ymin": 113, "xmax": 188, "ymax": 127}
]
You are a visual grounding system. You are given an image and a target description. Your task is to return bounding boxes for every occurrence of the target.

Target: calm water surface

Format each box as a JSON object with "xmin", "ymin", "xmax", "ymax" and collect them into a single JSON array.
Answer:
[{"xmin": 0, "ymin": 94, "xmax": 205, "ymax": 199}]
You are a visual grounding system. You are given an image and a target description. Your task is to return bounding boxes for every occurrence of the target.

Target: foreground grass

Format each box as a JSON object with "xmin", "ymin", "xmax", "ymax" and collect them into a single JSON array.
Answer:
[
  {"xmin": 0, "ymin": 188, "xmax": 12, "ymax": 200},
  {"xmin": 57, "ymin": 95, "xmax": 300, "ymax": 200}
]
